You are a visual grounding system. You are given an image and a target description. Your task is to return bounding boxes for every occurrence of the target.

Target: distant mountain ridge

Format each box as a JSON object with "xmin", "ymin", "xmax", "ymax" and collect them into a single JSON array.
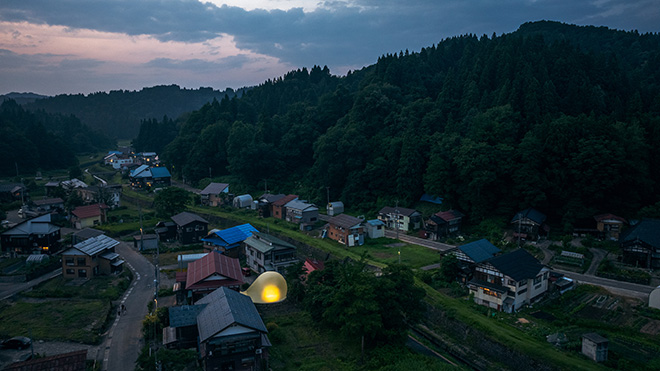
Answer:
[
  {"xmin": 0, "ymin": 92, "xmax": 49, "ymax": 105},
  {"xmin": 22, "ymin": 85, "xmax": 249, "ymax": 139}
]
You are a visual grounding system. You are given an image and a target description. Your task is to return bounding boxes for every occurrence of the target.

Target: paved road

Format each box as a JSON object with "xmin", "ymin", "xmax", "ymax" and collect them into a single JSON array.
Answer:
[
  {"xmin": 554, "ymin": 268, "xmax": 653, "ymax": 300},
  {"xmin": 171, "ymin": 180, "xmax": 201, "ymax": 194},
  {"xmin": 0, "ymin": 268, "xmax": 62, "ymax": 301},
  {"xmin": 384, "ymin": 230, "xmax": 455, "ymax": 252},
  {"xmin": 101, "ymin": 242, "xmax": 155, "ymax": 371}
]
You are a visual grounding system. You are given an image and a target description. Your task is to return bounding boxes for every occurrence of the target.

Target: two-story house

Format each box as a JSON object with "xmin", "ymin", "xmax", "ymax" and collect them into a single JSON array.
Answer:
[
  {"xmin": 620, "ymin": 219, "xmax": 660, "ymax": 270},
  {"xmin": 468, "ymin": 248, "xmax": 549, "ymax": 313},
  {"xmin": 244, "ymin": 232, "xmax": 298, "ymax": 274},
  {"xmin": 425, "ymin": 209, "xmax": 464, "ymax": 240},
  {"xmin": 171, "ymin": 212, "xmax": 209, "ymax": 245},
  {"xmin": 270, "ymin": 194, "xmax": 298, "ymax": 220},
  {"xmin": 70, "ymin": 203, "xmax": 108, "ymax": 229},
  {"xmin": 175, "ymin": 250, "xmax": 244, "ymax": 304},
  {"xmin": 378, "ymin": 206, "xmax": 422, "ymax": 232},
  {"xmin": 1, "ymin": 214, "xmax": 61, "ymax": 255},
  {"xmin": 325, "ymin": 214, "xmax": 364, "ymax": 247},
  {"xmin": 452, "ymin": 238, "xmax": 501, "ymax": 283},
  {"xmin": 61, "ymin": 235, "xmax": 123, "ymax": 279},
  {"xmin": 129, "ymin": 165, "xmax": 171, "ymax": 189},
  {"xmin": 511, "ymin": 208, "xmax": 548, "ymax": 240},
  {"xmin": 200, "ymin": 182, "xmax": 230, "ymax": 206},
  {"xmin": 257, "ymin": 194, "xmax": 285, "ymax": 218},
  {"xmin": 202, "ymin": 224, "xmax": 259, "ymax": 258},
  {"xmin": 284, "ymin": 200, "xmax": 318, "ymax": 225}
]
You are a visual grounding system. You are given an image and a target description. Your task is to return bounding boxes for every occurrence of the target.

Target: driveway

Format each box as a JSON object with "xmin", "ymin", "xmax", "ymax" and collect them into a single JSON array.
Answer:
[{"xmin": 100, "ymin": 242, "xmax": 155, "ymax": 371}]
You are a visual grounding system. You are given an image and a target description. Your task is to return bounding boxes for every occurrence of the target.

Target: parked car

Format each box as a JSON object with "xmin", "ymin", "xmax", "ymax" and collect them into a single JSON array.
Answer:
[{"xmin": 1, "ymin": 336, "xmax": 32, "ymax": 350}]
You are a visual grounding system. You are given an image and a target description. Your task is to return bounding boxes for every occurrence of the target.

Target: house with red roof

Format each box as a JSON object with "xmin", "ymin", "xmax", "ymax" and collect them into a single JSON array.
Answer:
[
  {"xmin": 70, "ymin": 203, "xmax": 108, "ymax": 229},
  {"xmin": 425, "ymin": 209, "xmax": 464, "ymax": 240},
  {"xmin": 175, "ymin": 250, "xmax": 244, "ymax": 304},
  {"xmin": 270, "ymin": 194, "xmax": 298, "ymax": 220}
]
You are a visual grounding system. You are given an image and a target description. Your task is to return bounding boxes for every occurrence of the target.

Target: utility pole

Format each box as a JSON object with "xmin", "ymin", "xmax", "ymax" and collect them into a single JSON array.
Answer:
[
  {"xmin": 326, "ymin": 186, "xmax": 330, "ymax": 206},
  {"xmin": 395, "ymin": 200, "xmax": 400, "ymax": 241}
]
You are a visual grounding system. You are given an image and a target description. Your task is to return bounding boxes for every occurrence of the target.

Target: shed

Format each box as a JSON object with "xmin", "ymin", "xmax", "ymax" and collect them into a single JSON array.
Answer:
[
  {"xmin": 582, "ymin": 333, "xmax": 608, "ymax": 362},
  {"xmin": 650, "ymin": 286, "xmax": 660, "ymax": 310},
  {"xmin": 177, "ymin": 253, "xmax": 209, "ymax": 270},
  {"xmin": 365, "ymin": 219, "xmax": 385, "ymax": 239},
  {"xmin": 133, "ymin": 234, "xmax": 158, "ymax": 251},
  {"xmin": 233, "ymin": 194, "xmax": 254, "ymax": 209},
  {"xmin": 327, "ymin": 201, "xmax": 344, "ymax": 216}
]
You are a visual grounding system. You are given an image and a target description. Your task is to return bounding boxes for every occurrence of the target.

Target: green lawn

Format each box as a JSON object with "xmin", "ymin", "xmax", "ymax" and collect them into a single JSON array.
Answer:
[{"xmin": 22, "ymin": 275, "xmax": 130, "ymax": 301}]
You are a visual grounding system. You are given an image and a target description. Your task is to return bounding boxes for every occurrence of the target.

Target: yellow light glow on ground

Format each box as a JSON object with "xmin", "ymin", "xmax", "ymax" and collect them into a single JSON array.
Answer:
[{"xmin": 261, "ymin": 284, "xmax": 280, "ymax": 303}]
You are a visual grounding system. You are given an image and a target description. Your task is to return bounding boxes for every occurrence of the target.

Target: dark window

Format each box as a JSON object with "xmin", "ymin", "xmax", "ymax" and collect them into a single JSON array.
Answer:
[
  {"xmin": 66, "ymin": 269, "xmax": 75, "ymax": 275},
  {"xmin": 77, "ymin": 258, "xmax": 86, "ymax": 266},
  {"xmin": 78, "ymin": 269, "xmax": 87, "ymax": 278},
  {"xmin": 65, "ymin": 258, "xmax": 74, "ymax": 266}
]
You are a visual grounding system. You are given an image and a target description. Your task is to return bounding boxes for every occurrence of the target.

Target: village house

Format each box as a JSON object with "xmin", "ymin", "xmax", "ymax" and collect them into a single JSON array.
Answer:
[
  {"xmin": 425, "ymin": 209, "xmax": 464, "ymax": 240},
  {"xmin": 256, "ymin": 194, "xmax": 285, "ymax": 218},
  {"xmin": 104, "ymin": 152, "xmax": 134, "ymax": 169},
  {"xmin": 77, "ymin": 184, "xmax": 122, "ymax": 209},
  {"xmin": 163, "ymin": 287, "xmax": 271, "ymax": 370},
  {"xmin": 174, "ymin": 250, "xmax": 244, "ymax": 304},
  {"xmin": 244, "ymin": 232, "xmax": 298, "ymax": 274},
  {"xmin": 171, "ymin": 212, "xmax": 209, "ymax": 245},
  {"xmin": 200, "ymin": 182, "xmax": 230, "ymax": 206},
  {"xmin": 0, "ymin": 182, "xmax": 28, "ymax": 203},
  {"xmin": 511, "ymin": 208, "xmax": 548, "ymax": 240},
  {"xmin": 202, "ymin": 224, "xmax": 259, "ymax": 258},
  {"xmin": 71, "ymin": 228, "xmax": 105, "ymax": 245},
  {"xmin": 31, "ymin": 197, "xmax": 64, "ymax": 213},
  {"xmin": 270, "ymin": 194, "xmax": 298, "ymax": 220},
  {"xmin": 327, "ymin": 201, "xmax": 344, "ymax": 216},
  {"xmin": 155, "ymin": 221, "xmax": 177, "ymax": 242},
  {"xmin": 468, "ymin": 248, "xmax": 549, "ymax": 313},
  {"xmin": 452, "ymin": 239, "xmax": 501, "ymax": 283},
  {"xmin": 129, "ymin": 165, "xmax": 171, "ymax": 189},
  {"xmin": 61, "ymin": 235, "xmax": 124, "ymax": 279},
  {"xmin": 70, "ymin": 203, "xmax": 108, "ymax": 229},
  {"xmin": 284, "ymin": 199, "xmax": 318, "ymax": 225},
  {"xmin": 325, "ymin": 214, "xmax": 364, "ymax": 247},
  {"xmin": 133, "ymin": 234, "xmax": 159, "ymax": 251},
  {"xmin": 1, "ymin": 214, "xmax": 61, "ymax": 255},
  {"xmin": 619, "ymin": 218, "xmax": 660, "ymax": 270},
  {"xmin": 594, "ymin": 214, "xmax": 627, "ymax": 240},
  {"xmin": 378, "ymin": 206, "xmax": 422, "ymax": 232}
]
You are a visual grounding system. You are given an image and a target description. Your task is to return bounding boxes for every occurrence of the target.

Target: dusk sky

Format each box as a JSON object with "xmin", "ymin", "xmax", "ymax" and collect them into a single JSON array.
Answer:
[{"xmin": 1, "ymin": 0, "xmax": 659, "ymax": 96}]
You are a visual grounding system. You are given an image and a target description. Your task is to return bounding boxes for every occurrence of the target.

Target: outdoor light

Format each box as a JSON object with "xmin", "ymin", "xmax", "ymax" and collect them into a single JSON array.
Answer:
[{"xmin": 241, "ymin": 271, "xmax": 288, "ymax": 304}]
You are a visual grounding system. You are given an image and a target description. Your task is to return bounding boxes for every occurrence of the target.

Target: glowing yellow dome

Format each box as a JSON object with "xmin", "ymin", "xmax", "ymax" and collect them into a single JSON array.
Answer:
[{"xmin": 241, "ymin": 271, "xmax": 288, "ymax": 304}]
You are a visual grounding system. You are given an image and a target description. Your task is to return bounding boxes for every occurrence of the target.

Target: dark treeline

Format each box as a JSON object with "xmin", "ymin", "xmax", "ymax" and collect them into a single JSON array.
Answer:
[
  {"xmin": 0, "ymin": 99, "xmax": 113, "ymax": 176},
  {"xmin": 151, "ymin": 21, "xmax": 660, "ymax": 228},
  {"xmin": 25, "ymin": 85, "xmax": 247, "ymax": 139}
]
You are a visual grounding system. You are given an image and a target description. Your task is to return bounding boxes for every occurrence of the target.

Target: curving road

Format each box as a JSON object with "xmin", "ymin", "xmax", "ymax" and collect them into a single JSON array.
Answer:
[{"xmin": 101, "ymin": 242, "xmax": 155, "ymax": 371}]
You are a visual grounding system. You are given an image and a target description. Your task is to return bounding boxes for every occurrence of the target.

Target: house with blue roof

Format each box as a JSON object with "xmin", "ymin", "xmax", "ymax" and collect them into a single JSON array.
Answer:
[
  {"xmin": 454, "ymin": 239, "xmax": 501, "ymax": 264},
  {"xmin": 202, "ymin": 223, "xmax": 259, "ymax": 258},
  {"xmin": 129, "ymin": 165, "xmax": 171, "ymax": 189}
]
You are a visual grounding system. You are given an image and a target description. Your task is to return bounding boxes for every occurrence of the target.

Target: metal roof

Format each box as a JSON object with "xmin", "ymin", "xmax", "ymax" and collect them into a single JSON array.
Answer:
[
  {"xmin": 511, "ymin": 208, "xmax": 546, "ymax": 225},
  {"xmin": 73, "ymin": 235, "xmax": 120, "ymax": 256},
  {"xmin": 1, "ymin": 214, "xmax": 59, "ymax": 236},
  {"xmin": 379, "ymin": 206, "xmax": 419, "ymax": 217},
  {"xmin": 458, "ymin": 239, "xmax": 501, "ymax": 263},
  {"xmin": 185, "ymin": 251, "xmax": 244, "ymax": 290},
  {"xmin": 328, "ymin": 214, "xmax": 362, "ymax": 229},
  {"xmin": 171, "ymin": 211, "xmax": 208, "ymax": 226},
  {"xmin": 285, "ymin": 199, "xmax": 317, "ymax": 212},
  {"xmin": 200, "ymin": 182, "xmax": 229, "ymax": 195},
  {"xmin": 620, "ymin": 218, "xmax": 660, "ymax": 248},
  {"xmin": 203, "ymin": 224, "xmax": 259, "ymax": 247},
  {"xmin": 196, "ymin": 287, "xmax": 267, "ymax": 343},
  {"xmin": 150, "ymin": 167, "xmax": 171, "ymax": 178},
  {"xmin": 73, "ymin": 228, "xmax": 105, "ymax": 241},
  {"xmin": 245, "ymin": 232, "xmax": 296, "ymax": 254},
  {"xmin": 485, "ymin": 249, "xmax": 544, "ymax": 281},
  {"xmin": 169, "ymin": 304, "xmax": 207, "ymax": 328}
]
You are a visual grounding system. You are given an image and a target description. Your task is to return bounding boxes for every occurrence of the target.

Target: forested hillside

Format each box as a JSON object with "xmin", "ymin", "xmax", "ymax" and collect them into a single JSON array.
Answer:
[
  {"xmin": 155, "ymin": 21, "xmax": 660, "ymax": 228},
  {"xmin": 0, "ymin": 100, "xmax": 113, "ymax": 176},
  {"xmin": 24, "ymin": 85, "xmax": 245, "ymax": 139}
]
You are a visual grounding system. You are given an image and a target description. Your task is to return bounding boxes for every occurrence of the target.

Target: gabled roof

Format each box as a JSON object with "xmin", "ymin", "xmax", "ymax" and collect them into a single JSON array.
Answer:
[
  {"xmin": 245, "ymin": 232, "xmax": 296, "ymax": 254},
  {"xmin": 328, "ymin": 214, "xmax": 362, "ymax": 230},
  {"xmin": 458, "ymin": 239, "xmax": 500, "ymax": 263},
  {"xmin": 367, "ymin": 219, "xmax": 385, "ymax": 226},
  {"xmin": 73, "ymin": 228, "xmax": 105, "ymax": 240},
  {"xmin": 485, "ymin": 249, "xmax": 544, "ymax": 281},
  {"xmin": 70, "ymin": 235, "xmax": 119, "ymax": 256},
  {"xmin": 1, "ymin": 214, "xmax": 59, "ymax": 236},
  {"xmin": 272, "ymin": 194, "xmax": 298, "ymax": 207},
  {"xmin": 435, "ymin": 209, "xmax": 464, "ymax": 222},
  {"xmin": 200, "ymin": 182, "xmax": 230, "ymax": 195},
  {"xmin": 0, "ymin": 183, "xmax": 25, "ymax": 193},
  {"xmin": 203, "ymin": 224, "xmax": 259, "ymax": 247},
  {"xmin": 259, "ymin": 193, "xmax": 285, "ymax": 203},
  {"xmin": 72, "ymin": 204, "xmax": 107, "ymax": 219},
  {"xmin": 511, "ymin": 208, "xmax": 546, "ymax": 225},
  {"xmin": 620, "ymin": 219, "xmax": 660, "ymax": 248},
  {"xmin": 171, "ymin": 211, "xmax": 208, "ymax": 226},
  {"xmin": 185, "ymin": 251, "xmax": 244, "ymax": 290},
  {"xmin": 32, "ymin": 198, "xmax": 64, "ymax": 206},
  {"xmin": 150, "ymin": 166, "xmax": 171, "ymax": 178},
  {"xmin": 285, "ymin": 199, "xmax": 317, "ymax": 212},
  {"xmin": 379, "ymin": 206, "xmax": 419, "ymax": 217},
  {"xmin": 169, "ymin": 304, "xmax": 207, "ymax": 328},
  {"xmin": 594, "ymin": 213, "xmax": 627, "ymax": 224},
  {"xmin": 130, "ymin": 165, "xmax": 151, "ymax": 178},
  {"xmin": 420, "ymin": 194, "xmax": 444, "ymax": 205},
  {"xmin": 196, "ymin": 287, "xmax": 267, "ymax": 343}
]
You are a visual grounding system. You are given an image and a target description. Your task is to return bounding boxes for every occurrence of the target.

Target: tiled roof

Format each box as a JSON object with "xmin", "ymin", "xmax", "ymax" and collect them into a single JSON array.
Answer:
[
  {"xmin": 379, "ymin": 206, "xmax": 419, "ymax": 217},
  {"xmin": 72, "ymin": 204, "xmax": 107, "ymax": 219},
  {"xmin": 259, "ymin": 193, "xmax": 285, "ymax": 203},
  {"xmin": 171, "ymin": 211, "xmax": 208, "ymax": 226},
  {"xmin": 328, "ymin": 214, "xmax": 362, "ymax": 229},
  {"xmin": 185, "ymin": 251, "xmax": 244, "ymax": 290},
  {"xmin": 458, "ymin": 239, "xmax": 500, "ymax": 263},
  {"xmin": 272, "ymin": 194, "xmax": 298, "ymax": 207},
  {"xmin": 485, "ymin": 249, "xmax": 544, "ymax": 281},
  {"xmin": 620, "ymin": 219, "xmax": 660, "ymax": 248},
  {"xmin": 1, "ymin": 214, "xmax": 59, "ymax": 236},
  {"xmin": 200, "ymin": 182, "xmax": 230, "ymax": 195},
  {"xmin": 435, "ymin": 209, "xmax": 464, "ymax": 222},
  {"xmin": 196, "ymin": 287, "xmax": 267, "ymax": 343},
  {"xmin": 169, "ymin": 304, "xmax": 207, "ymax": 328}
]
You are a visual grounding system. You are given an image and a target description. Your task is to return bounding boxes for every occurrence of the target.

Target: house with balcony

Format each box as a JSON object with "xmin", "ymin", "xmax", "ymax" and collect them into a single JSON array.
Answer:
[
  {"xmin": 244, "ymin": 232, "xmax": 297, "ymax": 274},
  {"xmin": 61, "ymin": 235, "xmax": 123, "ymax": 279},
  {"xmin": 468, "ymin": 248, "xmax": 549, "ymax": 313},
  {"xmin": 378, "ymin": 206, "xmax": 422, "ymax": 232}
]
